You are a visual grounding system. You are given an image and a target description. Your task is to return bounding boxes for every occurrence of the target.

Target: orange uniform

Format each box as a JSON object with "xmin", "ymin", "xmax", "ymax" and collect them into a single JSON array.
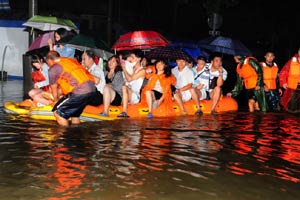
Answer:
[
  {"xmin": 260, "ymin": 62, "xmax": 278, "ymax": 90},
  {"xmin": 236, "ymin": 57, "xmax": 258, "ymax": 89},
  {"xmin": 287, "ymin": 57, "xmax": 300, "ymax": 90},
  {"xmin": 54, "ymin": 58, "xmax": 95, "ymax": 95}
]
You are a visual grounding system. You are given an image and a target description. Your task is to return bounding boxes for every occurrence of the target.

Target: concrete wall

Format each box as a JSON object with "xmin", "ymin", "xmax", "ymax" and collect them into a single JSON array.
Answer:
[{"xmin": 0, "ymin": 20, "xmax": 28, "ymax": 79}]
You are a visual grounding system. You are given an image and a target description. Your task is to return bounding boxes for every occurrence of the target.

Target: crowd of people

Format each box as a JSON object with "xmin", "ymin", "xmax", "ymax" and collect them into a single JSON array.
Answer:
[{"xmin": 28, "ymin": 28, "xmax": 300, "ymax": 126}]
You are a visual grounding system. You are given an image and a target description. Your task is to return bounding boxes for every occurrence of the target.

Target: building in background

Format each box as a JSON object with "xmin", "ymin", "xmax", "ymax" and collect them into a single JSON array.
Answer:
[{"xmin": 0, "ymin": 20, "xmax": 28, "ymax": 79}]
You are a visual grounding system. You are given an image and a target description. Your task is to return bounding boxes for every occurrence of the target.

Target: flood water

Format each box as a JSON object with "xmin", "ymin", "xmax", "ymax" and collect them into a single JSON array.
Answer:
[{"xmin": 1, "ymin": 80, "xmax": 300, "ymax": 200}]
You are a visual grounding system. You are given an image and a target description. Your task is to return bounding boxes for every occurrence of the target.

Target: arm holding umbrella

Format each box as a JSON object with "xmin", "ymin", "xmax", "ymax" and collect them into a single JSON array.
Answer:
[{"xmin": 48, "ymin": 28, "xmax": 76, "ymax": 58}]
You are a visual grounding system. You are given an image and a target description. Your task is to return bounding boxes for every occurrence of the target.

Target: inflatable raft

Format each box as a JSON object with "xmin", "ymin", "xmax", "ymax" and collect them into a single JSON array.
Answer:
[{"xmin": 4, "ymin": 96, "xmax": 238, "ymax": 121}]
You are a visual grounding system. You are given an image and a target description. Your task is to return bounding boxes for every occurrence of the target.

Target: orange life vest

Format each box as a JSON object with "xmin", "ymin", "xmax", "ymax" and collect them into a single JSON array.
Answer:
[
  {"xmin": 236, "ymin": 57, "xmax": 258, "ymax": 89},
  {"xmin": 54, "ymin": 58, "xmax": 95, "ymax": 95},
  {"xmin": 287, "ymin": 57, "xmax": 300, "ymax": 89},
  {"xmin": 140, "ymin": 73, "xmax": 176, "ymax": 115},
  {"xmin": 261, "ymin": 62, "xmax": 278, "ymax": 90}
]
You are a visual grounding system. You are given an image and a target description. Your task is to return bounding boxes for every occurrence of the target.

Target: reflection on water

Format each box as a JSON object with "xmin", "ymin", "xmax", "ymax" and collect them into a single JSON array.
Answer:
[{"xmin": 1, "ymin": 80, "xmax": 300, "ymax": 200}]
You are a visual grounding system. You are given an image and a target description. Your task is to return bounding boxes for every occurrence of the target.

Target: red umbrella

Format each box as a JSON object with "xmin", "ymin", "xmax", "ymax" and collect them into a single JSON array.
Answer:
[
  {"xmin": 112, "ymin": 30, "xmax": 170, "ymax": 51},
  {"xmin": 28, "ymin": 31, "xmax": 54, "ymax": 51}
]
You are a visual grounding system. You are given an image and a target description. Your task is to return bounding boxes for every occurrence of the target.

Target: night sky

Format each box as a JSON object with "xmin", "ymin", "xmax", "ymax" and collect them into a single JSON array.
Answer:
[{"xmin": 4, "ymin": 0, "xmax": 300, "ymax": 65}]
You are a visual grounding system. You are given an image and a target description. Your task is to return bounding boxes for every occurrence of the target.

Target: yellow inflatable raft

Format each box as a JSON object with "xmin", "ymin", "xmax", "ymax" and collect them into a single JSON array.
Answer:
[{"xmin": 4, "ymin": 96, "xmax": 238, "ymax": 121}]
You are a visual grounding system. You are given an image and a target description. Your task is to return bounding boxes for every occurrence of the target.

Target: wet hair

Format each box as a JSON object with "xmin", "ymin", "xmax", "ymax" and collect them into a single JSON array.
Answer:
[
  {"xmin": 118, "ymin": 50, "xmax": 131, "ymax": 60},
  {"xmin": 31, "ymin": 54, "xmax": 44, "ymax": 64},
  {"xmin": 265, "ymin": 49, "xmax": 275, "ymax": 55},
  {"xmin": 197, "ymin": 55, "xmax": 207, "ymax": 62},
  {"xmin": 155, "ymin": 59, "xmax": 171, "ymax": 77},
  {"xmin": 131, "ymin": 49, "xmax": 143, "ymax": 59},
  {"xmin": 106, "ymin": 55, "xmax": 122, "ymax": 72},
  {"xmin": 46, "ymin": 51, "xmax": 60, "ymax": 61},
  {"xmin": 83, "ymin": 50, "xmax": 96, "ymax": 59},
  {"xmin": 54, "ymin": 28, "xmax": 69, "ymax": 41},
  {"xmin": 209, "ymin": 52, "xmax": 222, "ymax": 61},
  {"xmin": 141, "ymin": 57, "xmax": 149, "ymax": 65},
  {"xmin": 83, "ymin": 50, "xmax": 99, "ymax": 63},
  {"xmin": 54, "ymin": 28, "xmax": 76, "ymax": 45}
]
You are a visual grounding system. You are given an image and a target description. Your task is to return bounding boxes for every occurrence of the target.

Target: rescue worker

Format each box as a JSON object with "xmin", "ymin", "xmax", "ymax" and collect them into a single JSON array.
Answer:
[
  {"xmin": 279, "ymin": 47, "xmax": 300, "ymax": 113},
  {"xmin": 260, "ymin": 51, "xmax": 282, "ymax": 111},
  {"xmin": 227, "ymin": 55, "xmax": 267, "ymax": 112},
  {"xmin": 45, "ymin": 51, "xmax": 96, "ymax": 126}
]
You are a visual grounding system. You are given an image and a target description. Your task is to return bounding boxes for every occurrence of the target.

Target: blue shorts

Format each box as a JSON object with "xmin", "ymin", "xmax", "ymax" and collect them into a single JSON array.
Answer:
[{"xmin": 52, "ymin": 91, "xmax": 95, "ymax": 119}]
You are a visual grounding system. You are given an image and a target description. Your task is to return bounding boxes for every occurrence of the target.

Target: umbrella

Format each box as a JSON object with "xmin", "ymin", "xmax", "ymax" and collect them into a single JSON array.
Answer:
[
  {"xmin": 22, "ymin": 15, "xmax": 78, "ymax": 31},
  {"xmin": 145, "ymin": 47, "xmax": 195, "ymax": 63},
  {"xmin": 197, "ymin": 36, "xmax": 252, "ymax": 56},
  {"xmin": 63, "ymin": 34, "xmax": 113, "ymax": 60},
  {"xmin": 25, "ymin": 46, "xmax": 50, "ymax": 57},
  {"xmin": 168, "ymin": 40, "xmax": 210, "ymax": 61},
  {"xmin": 112, "ymin": 30, "xmax": 170, "ymax": 51},
  {"xmin": 28, "ymin": 31, "xmax": 54, "ymax": 51}
]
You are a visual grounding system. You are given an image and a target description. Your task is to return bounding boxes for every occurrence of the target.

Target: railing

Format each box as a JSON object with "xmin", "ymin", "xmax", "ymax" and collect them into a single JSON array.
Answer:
[{"xmin": 1, "ymin": 45, "xmax": 13, "ymax": 81}]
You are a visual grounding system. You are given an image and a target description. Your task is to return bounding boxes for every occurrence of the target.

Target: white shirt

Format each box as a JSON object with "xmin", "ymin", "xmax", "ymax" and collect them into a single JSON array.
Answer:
[
  {"xmin": 172, "ymin": 65, "xmax": 194, "ymax": 89},
  {"xmin": 172, "ymin": 66, "xmax": 194, "ymax": 101},
  {"xmin": 208, "ymin": 63, "xmax": 228, "ymax": 81},
  {"xmin": 127, "ymin": 67, "xmax": 144, "ymax": 94},
  {"xmin": 88, "ymin": 63, "xmax": 106, "ymax": 93},
  {"xmin": 36, "ymin": 63, "xmax": 50, "ymax": 88},
  {"xmin": 153, "ymin": 80, "xmax": 163, "ymax": 92},
  {"xmin": 192, "ymin": 64, "xmax": 210, "ymax": 90}
]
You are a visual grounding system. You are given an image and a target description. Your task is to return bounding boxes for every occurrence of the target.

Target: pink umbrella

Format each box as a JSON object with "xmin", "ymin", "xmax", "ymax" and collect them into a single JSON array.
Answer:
[{"xmin": 28, "ymin": 31, "xmax": 55, "ymax": 51}]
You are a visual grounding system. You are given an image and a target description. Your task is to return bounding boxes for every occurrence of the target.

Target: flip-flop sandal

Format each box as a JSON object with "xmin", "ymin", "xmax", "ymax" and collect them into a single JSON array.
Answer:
[{"xmin": 117, "ymin": 112, "xmax": 129, "ymax": 118}]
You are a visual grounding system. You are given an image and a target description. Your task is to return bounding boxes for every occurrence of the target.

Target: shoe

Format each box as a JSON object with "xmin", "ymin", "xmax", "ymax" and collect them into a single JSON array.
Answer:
[
  {"xmin": 211, "ymin": 110, "xmax": 217, "ymax": 115},
  {"xmin": 117, "ymin": 112, "xmax": 129, "ymax": 118},
  {"xmin": 195, "ymin": 110, "xmax": 203, "ymax": 116},
  {"xmin": 99, "ymin": 112, "xmax": 109, "ymax": 117},
  {"xmin": 147, "ymin": 112, "xmax": 153, "ymax": 119}
]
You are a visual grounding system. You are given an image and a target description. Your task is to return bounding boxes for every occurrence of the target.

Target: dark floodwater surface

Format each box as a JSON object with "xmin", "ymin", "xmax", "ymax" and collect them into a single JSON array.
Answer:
[{"xmin": 1, "ymin": 80, "xmax": 300, "ymax": 200}]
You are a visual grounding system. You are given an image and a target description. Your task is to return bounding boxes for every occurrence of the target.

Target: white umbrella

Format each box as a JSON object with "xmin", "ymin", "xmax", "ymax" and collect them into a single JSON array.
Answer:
[{"xmin": 22, "ymin": 15, "xmax": 78, "ymax": 31}]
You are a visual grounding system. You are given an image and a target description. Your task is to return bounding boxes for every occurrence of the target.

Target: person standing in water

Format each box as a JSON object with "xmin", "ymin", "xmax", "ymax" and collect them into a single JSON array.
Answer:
[
  {"xmin": 46, "ymin": 51, "xmax": 96, "ymax": 126},
  {"xmin": 279, "ymin": 47, "xmax": 300, "ymax": 113},
  {"xmin": 260, "ymin": 50, "xmax": 282, "ymax": 111},
  {"xmin": 227, "ymin": 55, "xmax": 267, "ymax": 112}
]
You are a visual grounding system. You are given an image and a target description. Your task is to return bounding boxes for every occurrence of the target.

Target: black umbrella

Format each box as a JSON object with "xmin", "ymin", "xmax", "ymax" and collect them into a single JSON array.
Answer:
[
  {"xmin": 198, "ymin": 36, "xmax": 252, "ymax": 56},
  {"xmin": 145, "ymin": 47, "xmax": 195, "ymax": 63}
]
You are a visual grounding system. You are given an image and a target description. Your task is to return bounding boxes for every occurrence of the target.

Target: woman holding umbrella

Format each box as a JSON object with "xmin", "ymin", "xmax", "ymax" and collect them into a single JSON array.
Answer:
[{"xmin": 48, "ymin": 28, "xmax": 75, "ymax": 58}]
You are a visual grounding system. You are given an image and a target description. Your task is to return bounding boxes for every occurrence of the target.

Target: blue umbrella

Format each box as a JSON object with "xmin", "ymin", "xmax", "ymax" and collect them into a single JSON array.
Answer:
[
  {"xmin": 168, "ymin": 41, "xmax": 210, "ymax": 62},
  {"xmin": 197, "ymin": 36, "xmax": 252, "ymax": 56}
]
